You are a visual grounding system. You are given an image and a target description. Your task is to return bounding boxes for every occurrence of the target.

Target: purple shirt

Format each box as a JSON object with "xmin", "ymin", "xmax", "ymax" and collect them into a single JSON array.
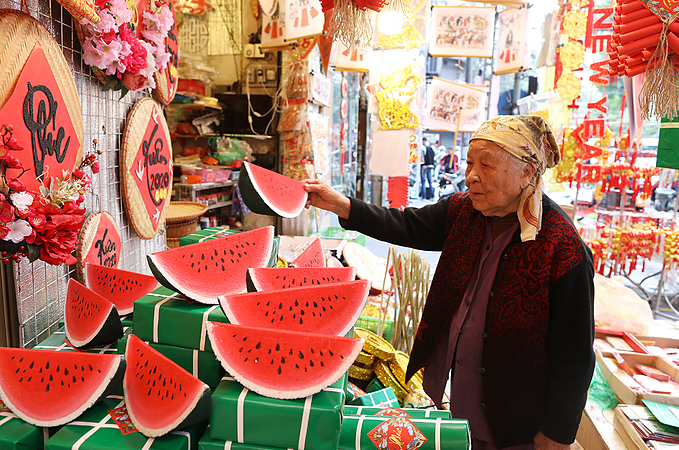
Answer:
[{"xmin": 424, "ymin": 221, "xmax": 519, "ymax": 446}]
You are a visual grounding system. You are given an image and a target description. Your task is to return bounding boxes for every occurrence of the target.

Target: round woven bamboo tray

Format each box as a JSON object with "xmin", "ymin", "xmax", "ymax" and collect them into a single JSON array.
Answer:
[{"xmin": 166, "ymin": 201, "xmax": 207, "ymax": 240}]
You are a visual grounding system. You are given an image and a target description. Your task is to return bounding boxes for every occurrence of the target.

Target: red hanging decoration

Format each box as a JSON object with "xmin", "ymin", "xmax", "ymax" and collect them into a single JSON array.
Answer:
[{"xmin": 387, "ymin": 176, "xmax": 409, "ymax": 211}]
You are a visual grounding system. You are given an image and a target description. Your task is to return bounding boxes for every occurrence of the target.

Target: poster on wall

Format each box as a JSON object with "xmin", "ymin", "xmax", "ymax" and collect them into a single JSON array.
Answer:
[
  {"xmin": 76, "ymin": 211, "xmax": 122, "ymax": 281},
  {"xmin": 332, "ymin": 41, "xmax": 372, "ymax": 72},
  {"xmin": 262, "ymin": 3, "xmax": 288, "ymax": 51},
  {"xmin": 425, "ymin": 77, "xmax": 487, "ymax": 132},
  {"xmin": 429, "ymin": 6, "xmax": 495, "ymax": 58},
  {"xmin": 495, "ymin": 5, "xmax": 531, "ymax": 75},
  {"xmin": 120, "ymin": 98, "xmax": 173, "ymax": 239},
  {"xmin": 0, "ymin": 11, "xmax": 84, "ymax": 192},
  {"xmin": 311, "ymin": 72, "xmax": 332, "ymax": 107},
  {"xmin": 284, "ymin": 0, "xmax": 323, "ymax": 40},
  {"xmin": 309, "ymin": 112, "xmax": 330, "ymax": 178},
  {"xmin": 370, "ymin": 129, "xmax": 410, "ymax": 177}
]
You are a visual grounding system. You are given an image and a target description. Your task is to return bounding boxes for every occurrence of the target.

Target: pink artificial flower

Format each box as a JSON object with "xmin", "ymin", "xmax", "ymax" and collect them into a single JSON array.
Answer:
[
  {"xmin": 0, "ymin": 204, "xmax": 14, "ymax": 223},
  {"xmin": 92, "ymin": 162, "xmax": 100, "ymax": 174},
  {"xmin": 94, "ymin": 10, "xmax": 117, "ymax": 33},
  {"xmin": 83, "ymin": 38, "xmax": 107, "ymax": 69},
  {"xmin": 10, "ymin": 192, "xmax": 33, "ymax": 213}
]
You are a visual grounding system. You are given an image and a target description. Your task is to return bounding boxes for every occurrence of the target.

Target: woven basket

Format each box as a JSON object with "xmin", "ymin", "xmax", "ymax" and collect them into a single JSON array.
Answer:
[{"xmin": 166, "ymin": 201, "xmax": 207, "ymax": 240}]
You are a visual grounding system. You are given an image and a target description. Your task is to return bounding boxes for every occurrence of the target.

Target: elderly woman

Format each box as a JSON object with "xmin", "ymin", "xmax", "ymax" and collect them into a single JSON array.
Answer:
[{"xmin": 304, "ymin": 116, "xmax": 595, "ymax": 450}]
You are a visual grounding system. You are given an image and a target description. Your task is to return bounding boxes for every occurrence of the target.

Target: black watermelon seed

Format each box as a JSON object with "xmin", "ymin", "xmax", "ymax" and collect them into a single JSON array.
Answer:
[
  {"xmin": 310, "ymin": 360, "xmax": 314, "ymax": 367},
  {"xmin": 256, "ymin": 342, "xmax": 261, "ymax": 349},
  {"xmin": 277, "ymin": 366, "xmax": 281, "ymax": 375},
  {"xmin": 281, "ymin": 357, "xmax": 285, "ymax": 363},
  {"xmin": 299, "ymin": 351, "xmax": 304, "ymax": 359},
  {"xmin": 276, "ymin": 343, "xmax": 280, "ymax": 351},
  {"xmin": 320, "ymin": 361, "xmax": 324, "ymax": 367}
]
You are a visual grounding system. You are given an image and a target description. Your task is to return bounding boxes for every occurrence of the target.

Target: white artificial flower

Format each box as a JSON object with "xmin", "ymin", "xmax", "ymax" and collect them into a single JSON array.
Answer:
[
  {"xmin": 10, "ymin": 192, "xmax": 33, "ymax": 212},
  {"xmin": 6, "ymin": 219, "xmax": 32, "ymax": 243}
]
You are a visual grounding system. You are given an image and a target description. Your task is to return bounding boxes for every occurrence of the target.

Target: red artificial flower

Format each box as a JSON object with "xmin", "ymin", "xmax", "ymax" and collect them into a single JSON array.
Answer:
[
  {"xmin": 0, "ymin": 225, "xmax": 9, "ymax": 240},
  {"xmin": 0, "ymin": 203, "xmax": 14, "ymax": 223},
  {"xmin": 4, "ymin": 156, "xmax": 22, "ymax": 169},
  {"xmin": 118, "ymin": 23, "xmax": 136, "ymax": 44},
  {"xmin": 92, "ymin": 162, "xmax": 100, "ymax": 174},
  {"xmin": 6, "ymin": 137, "xmax": 22, "ymax": 150},
  {"xmin": 102, "ymin": 30, "xmax": 116, "ymax": 44},
  {"xmin": 122, "ymin": 71, "xmax": 147, "ymax": 91},
  {"xmin": 30, "ymin": 205, "xmax": 86, "ymax": 266},
  {"xmin": 7, "ymin": 178, "xmax": 26, "ymax": 192},
  {"xmin": 122, "ymin": 40, "xmax": 148, "ymax": 74}
]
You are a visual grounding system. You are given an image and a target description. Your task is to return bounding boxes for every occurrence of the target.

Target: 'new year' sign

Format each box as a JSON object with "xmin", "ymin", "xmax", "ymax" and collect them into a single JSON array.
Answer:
[{"xmin": 121, "ymin": 98, "xmax": 172, "ymax": 239}]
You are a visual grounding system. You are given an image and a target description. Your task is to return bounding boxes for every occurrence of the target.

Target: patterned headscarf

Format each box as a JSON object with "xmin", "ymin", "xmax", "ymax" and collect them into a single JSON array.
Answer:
[{"xmin": 470, "ymin": 115, "xmax": 560, "ymax": 241}]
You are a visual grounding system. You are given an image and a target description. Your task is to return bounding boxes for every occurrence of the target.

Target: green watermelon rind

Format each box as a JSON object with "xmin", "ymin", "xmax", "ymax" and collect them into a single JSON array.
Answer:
[
  {"xmin": 0, "ymin": 350, "xmax": 125, "ymax": 427},
  {"xmin": 245, "ymin": 266, "xmax": 357, "ymax": 292},
  {"xmin": 64, "ymin": 279, "xmax": 124, "ymax": 349},
  {"xmin": 146, "ymin": 226, "xmax": 275, "ymax": 305},
  {"xmin": 83, "ymin": 263, "xmax": 160, "ymax": 316},
  {"xmin": 123, "ymin": 335, "xmax": 212, "ymax": 437},
  {"xmin": 206, "ymin": 322, "xmax": 364, "ymax": 399},
  {"xmin": 239, "ymin": 162, "xmax": 307, "ymax": 218}
]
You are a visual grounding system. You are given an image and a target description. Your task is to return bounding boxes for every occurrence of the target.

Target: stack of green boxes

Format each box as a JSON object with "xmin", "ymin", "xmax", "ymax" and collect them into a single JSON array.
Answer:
[{"xmin": 198, "ymin": 375, "xmax": 347, "ymax": 450}]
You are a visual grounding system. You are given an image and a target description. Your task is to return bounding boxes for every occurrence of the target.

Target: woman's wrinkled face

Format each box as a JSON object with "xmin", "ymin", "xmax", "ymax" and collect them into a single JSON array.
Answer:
[{"xmin": 465, "ymin": 139, "xmax": 531, "ymax": 217}]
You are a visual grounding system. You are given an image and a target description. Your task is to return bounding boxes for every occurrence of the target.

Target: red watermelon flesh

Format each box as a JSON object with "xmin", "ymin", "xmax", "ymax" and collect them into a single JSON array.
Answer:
[
  {"xmin": 291, "ymin": 238, "xmax": 325, "ymax": 268},
  {"xmin": 147, "ymin": 226, "xmax": 274, "ymax": 304},
  {"xmin": 246, "ymin": 267, "xmax": 356, "ymax": 292},
  {"xmin": 207, "ymin": 322, "xmax": 364, "ymax": 399},
  {"xmin": 0, "ymin": 348, "xmax": 125, "ymax": 427},
  {"xmin": 64, "ymin": 279, "xmax": 124, "ymax": 348},
  {"xmin": 124, "ymin": 334, "xmax": 211, "ymax": 437},
  {"xmin": 218, "ymin": 279, "xmax": 369, "ymax": 336},
  {"xmin": 84, "ymin": 263, "xmax": 159, "ymax": 315},
  {"xmin": 239, "ymin": 161, "xmax": 308, "ymax": 218}
]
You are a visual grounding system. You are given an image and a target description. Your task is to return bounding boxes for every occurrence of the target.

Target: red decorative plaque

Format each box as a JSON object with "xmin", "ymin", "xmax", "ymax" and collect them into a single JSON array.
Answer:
[
  {"xmin": 154, "ymin": 0, "xmax": 179, "ymax": 105},
  {"xmin": 76, "ymin": 211, "xmax": 122, "ymax": 281},
  {"xmin": 367, "ymin": 417, "xmax": 427, "ymax": 450},
  {"xmin": 0, "ymin": 41, "xmax": 82, "ymax": 191},
  {"xmin": 120, "ymin": 98, "xmax": 172, "ymax": 239}
]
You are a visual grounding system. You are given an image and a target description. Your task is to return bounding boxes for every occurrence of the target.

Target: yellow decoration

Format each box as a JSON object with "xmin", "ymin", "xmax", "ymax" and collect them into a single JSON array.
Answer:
[
  {"xmin": 377, "ymin": 17, "xmax": 424, "ymax": 49},
  {"xmin": 563, "ymin": 11, "xmax": 587, "ymax": 39},
  {"xmin": 556, "ymin": 71, "xmax": 581, "ymax": 102},
  {"xmin": 560, "ymin": 41, "xmax": 585, "ymax": 71},
  {"xmin": 552, "ymin": 129, "xmax": 576, "ymax": 184},
  {"xmin": 376, "ymin": 65, "xmax": 420, "ymax": 129},
  {"xmin": 528, "ymin": 109, "xmax": 550, "ymax": 127},
  {"xmin": 595, "ymin": 127, "xmax": 615, "ymax": 149}
]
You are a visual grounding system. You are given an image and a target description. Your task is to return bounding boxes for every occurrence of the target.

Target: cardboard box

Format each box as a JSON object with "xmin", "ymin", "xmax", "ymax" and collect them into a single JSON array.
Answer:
[
  {"xmin": 613, "ymin": 406, "xmax": 650, "ymax": 450},
  {"xmin": 575, "ymin": 404, "xmax": 627, "ymax": 450},
  {"xmin": 596, "ymin": 349, "xmax": 679, "ymax": 406}
]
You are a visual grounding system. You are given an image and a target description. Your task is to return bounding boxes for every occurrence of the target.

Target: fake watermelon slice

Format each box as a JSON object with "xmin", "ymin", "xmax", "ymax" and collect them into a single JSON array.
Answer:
[
  {"xmin": 84, "ymin": 263, "xmax": 159, "ymax": 315},
  {"xmin": 219, "ymin": 279, "xmax": 369, "ymax": 336},
  {"xmin": 0, "ymin": 348, "xmax": 124, "ymax": 427},
  {"xmin": 207, "ymin": 322, "xmax": 364, "ymax": 399},
  {"xmin": 239, "ymin": 162, "xmax": 308, "ymax": 218},
  {"xmin": 124, "ymin": 334, "xmax": 211, "ymax": 437},
  {"xmin": 147, "ymin": 226, "xmax": 274, "ymax": 304},
  {"xmin": 291, "ymin": 237, "xmax": 325, "ymax": 268},
  {"xmin": 64, "ymin": 278, "xmax": 124, "ymax": 348},
  {"xmin": 246, "ymin": 267, "xmax": 356, "ymax": 292}
]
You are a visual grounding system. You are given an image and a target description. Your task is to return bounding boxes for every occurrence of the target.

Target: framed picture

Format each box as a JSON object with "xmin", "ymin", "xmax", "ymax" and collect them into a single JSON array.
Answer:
[
  {"xmin": 495, "ymin": 5, "xmax": 531, "ymax": 75},
  {"xmin": 425, "ymin": 77, "xmax": 488, "ymax": 133},
  {"xmin": 429, "ymin": 6, "xmax": 495, "ymax": 58}
]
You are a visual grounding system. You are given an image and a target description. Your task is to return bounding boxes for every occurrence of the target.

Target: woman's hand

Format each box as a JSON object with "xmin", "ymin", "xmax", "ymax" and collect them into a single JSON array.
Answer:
[
  {"xmin": 303, "ymin": 179, "xmax": 351, "ymax": 220},
  {"xmin": 534, "ymin": 432, "xmax": 571, "ymax": 450}
]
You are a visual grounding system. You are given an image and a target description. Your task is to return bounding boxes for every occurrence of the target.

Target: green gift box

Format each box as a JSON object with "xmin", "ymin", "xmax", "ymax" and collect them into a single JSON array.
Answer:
[
  {"xmin": 209, "ymin": 375, "xmax": 346, "ymax": 449},
  {"xmin": 45, "ymin": 395, "xmax": 207, "ymax": 450},
  {"xmin": 35, "ymin": 326, "xmax": 132, "ymax": 354},
  {"xmin": 364, "ymin": 377, "xmax": 385, "ymax": 393},
  {"xmin": 658, "ymin": 116, "xmax": 679, "ymax": 169},
  {"xmin": 116, "ymin": 334, "xmax": 224, "ymax": 390},
  {"xmin": 338, "ymin": 415, "xmax": 470, "ymax": 450},
  {"xmin": 199, "ymin": 426, "xmax": 293, "ymax": 450},
  {"xmin": 348, "ymin": 387, "xmax": 399, "ymax": 408},
  {"xmin": 179, "ymin": 229, "xmax": 280, "ymax": 268},
  {"xmin": 0, "ymin": 409, "xmax": 49, "ymax": 450},
  {"xmin": 343, "ymin": 406, "xmax": 451, "ymax": 419},
  {"xmin": 133, "ymin": 287, "xmax": 228, "ymax": 353}
]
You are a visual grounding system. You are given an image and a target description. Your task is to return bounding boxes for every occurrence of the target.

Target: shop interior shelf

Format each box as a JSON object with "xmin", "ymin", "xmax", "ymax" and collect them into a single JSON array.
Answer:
[
  {"xmin": 206, "ymin": 200, "xmax": 233, "ymax": 210},
  {"xmin": 174, "ymin": 181, "xmax": 234, "ymax": 190}
]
